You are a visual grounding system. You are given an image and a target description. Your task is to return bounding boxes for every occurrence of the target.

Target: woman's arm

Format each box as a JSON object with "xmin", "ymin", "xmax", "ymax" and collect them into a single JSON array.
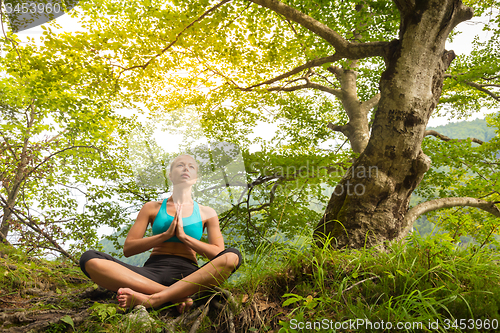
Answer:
[
  {"xmin": 175, "ymin": 205, "xmax": 224, "ymax": 260},
  {"xmin": 123, "ymin": 201, "xmax": 178, "ymax": 257}
]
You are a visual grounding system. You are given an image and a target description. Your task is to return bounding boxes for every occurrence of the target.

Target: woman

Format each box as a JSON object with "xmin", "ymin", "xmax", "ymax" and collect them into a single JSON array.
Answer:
[{"xmin": 79, "ymin": 154, "xmax": 242, "ymax": 311}]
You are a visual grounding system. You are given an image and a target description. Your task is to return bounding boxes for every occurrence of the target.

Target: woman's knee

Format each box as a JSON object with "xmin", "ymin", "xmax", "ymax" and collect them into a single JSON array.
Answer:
[
  {"xmin": 218, "ymin": 248, "xmax": 242, "ymax": 272},
  {"xmin": 79, "ymin": 250, "xmax": 104, "ymax": 278}
]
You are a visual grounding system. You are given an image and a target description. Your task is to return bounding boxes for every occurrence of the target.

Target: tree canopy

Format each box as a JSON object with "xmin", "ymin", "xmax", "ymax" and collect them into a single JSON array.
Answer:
[
  {"xmin": 1, "ymin": 0, "xmax": 500, "ymax": 257},
  {"xmin": 0, "ymin": 23, "xmax": 161, "ymax": 260}
]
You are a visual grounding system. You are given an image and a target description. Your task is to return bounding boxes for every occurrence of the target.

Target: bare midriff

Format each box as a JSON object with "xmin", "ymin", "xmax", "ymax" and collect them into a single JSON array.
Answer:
[
  {"xmin": 150, "ymin": 243, "xmax": 197, "ymax": 263},
  {"xmin": 149, "ymin": 200, "xmax": 200, "ymax": 264}
]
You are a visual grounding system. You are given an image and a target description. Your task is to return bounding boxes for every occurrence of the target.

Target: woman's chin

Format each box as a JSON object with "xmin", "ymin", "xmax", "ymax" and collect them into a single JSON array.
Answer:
[{"xmin": 172, "ymin": 180, "xmax": 196, "ymax": 187}]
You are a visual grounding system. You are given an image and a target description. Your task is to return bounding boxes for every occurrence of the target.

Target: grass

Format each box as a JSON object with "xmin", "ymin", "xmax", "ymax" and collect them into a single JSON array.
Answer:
[
  {"xmin": 2, "ymin": 229, "xmax": 500, "ymax": 332},
  {"xmin": 234, "ymin": 231, "xmax": 500, "ymax": 333}
]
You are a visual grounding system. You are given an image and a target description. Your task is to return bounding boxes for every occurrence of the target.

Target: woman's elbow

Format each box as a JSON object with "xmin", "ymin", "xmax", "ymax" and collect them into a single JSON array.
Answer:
[
  {"xmin": 210, "ymin": 245, "xmax": 225, "ymax": 259},
  {"xmin": 123, "ymin": 243, "xmax": 134, "ymax": 257}
]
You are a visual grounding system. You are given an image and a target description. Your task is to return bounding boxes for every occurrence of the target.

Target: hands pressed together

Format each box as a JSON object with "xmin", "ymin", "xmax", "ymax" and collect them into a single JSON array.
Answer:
[{"xmin": 162, "ymin": 203, "xmax": 188, "ymax": 242}]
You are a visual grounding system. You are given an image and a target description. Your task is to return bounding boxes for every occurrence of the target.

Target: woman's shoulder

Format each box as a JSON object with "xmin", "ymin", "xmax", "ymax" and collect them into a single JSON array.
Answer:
[
  {"xmin": 142, "ymin": 200, "xmax": 163, "ymax": 212},
  {"xmin": 196, "ymin": 203, "xmax": 217, "ymax": 219}
]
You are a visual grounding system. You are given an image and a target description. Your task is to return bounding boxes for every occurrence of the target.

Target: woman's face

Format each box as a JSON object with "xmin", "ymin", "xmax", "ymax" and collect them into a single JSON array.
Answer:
[{"xmin": 169, "ymin": 155, "xmax": 198, "ymax": 186}]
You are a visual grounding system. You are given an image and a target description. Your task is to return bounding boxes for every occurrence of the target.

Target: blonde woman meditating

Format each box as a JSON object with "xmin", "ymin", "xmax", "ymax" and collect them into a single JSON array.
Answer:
[{"xmin": 79, "ymin": 154, "xmax": 242, "ymax": 311}]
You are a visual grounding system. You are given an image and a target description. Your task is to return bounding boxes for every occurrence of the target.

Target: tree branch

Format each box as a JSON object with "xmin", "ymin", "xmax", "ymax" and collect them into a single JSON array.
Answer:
[
  {"xmin": 326, "ymin": 65, "xmax": 343, "ymax": 79},
  {"xmin": 20, "ymin": 145, "xmax": 101, "ymax": 185},
  {"xmin": 248, "ymin": 0, "xmax": 347, "ymax": 49},
  {"xmin": 0, "ymin": 229, "xmax": 10, "ymax": 245},
  {"xmin": 115, "ymin": 0, "xmax": 232, "ymax": 73},
  {"xmin": 0, "ymin": 196, "xmax": 77, "ymax": 264},
  {"xmin": 244, "ymin": 54, "xmax": 340, "ymax": 90},
  {"xmin": 310, "ymin": 69, "xmax": 337, "ymax": 87},
  {"xmin": 401, "ymin": 197, "xmax": 500, "ymax": 238},
  {"xmin": 424, "ymin": 130, "xmax": 484, "ymax": 145},
  {"xmin": 479, "ymin": 83, "xmax": 500, "ymax": 88},
  {"xmin": 361, "ymin": 93, "xmax": 381, "ymax": 113},
  {"xmin": 248, "ymin": 202, "xmax": 270, "ymax": 213},
  {"xmin": 464, "ymin": 80, "xmax": 500, "ymax": 101},
  {"xmin": 327, "ymin": 122, "xmax": 350, "ymax": 137},
  {"xmin": 247, "ymin": 0, "xmax": 387, "ymax": 59},
  {"xmin": 445, "ymin": 75, "xmax": 500, "ymax": 101},
  {"xmin": 450, "ymin": 2, "xmax": 475, "ymax": 30},
  {"xmin": 267, "ymin": 81, "xmax": 342, "ymax": 97},
  {"xmin": 0, "ymin": 131, "xmax": 19, "ymax": 160},
  {"xmin": 393, "ymin": 0, "xmax": 414, "ymax": 15}
]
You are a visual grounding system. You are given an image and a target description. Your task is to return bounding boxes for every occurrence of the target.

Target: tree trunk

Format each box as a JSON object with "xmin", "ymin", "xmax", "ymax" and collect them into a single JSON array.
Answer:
[
  {"xmin": 314, "ymin": 0, "xmax": 473, "ymax": 248},
  {"xmin": 0, "ymin": 166, "xmax": 27, "ymax": 244},
  {"xmin": 0, "ymin": 105, "xmax": 35, "ymax": 243},
  {"xmin": 0, "ymin": 203, "xmax": 14, "ymax": 243}
]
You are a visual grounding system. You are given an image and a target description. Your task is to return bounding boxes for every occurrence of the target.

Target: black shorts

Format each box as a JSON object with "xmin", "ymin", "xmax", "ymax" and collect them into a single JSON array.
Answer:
[{"xmin": 79, "ymin": 248, "xmax": 242, "ymax": 287}]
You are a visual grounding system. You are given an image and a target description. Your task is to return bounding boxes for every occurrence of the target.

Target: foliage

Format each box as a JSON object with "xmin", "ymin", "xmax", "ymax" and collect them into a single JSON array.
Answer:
[
  {"xmin": 96, "ymin": 115, "xmax": 499, "ymax": 260},
  {"xmin": 441, "ymin": 13, "xmax": 500, "ymax": 118},
  {"xmin": 3, "ymin": 219, "xmax": 500, "ymax": 333},
  {"xmin": 234, "ymin": 231, "xmax": 500, "ymax": 333},
  {"xmin": 41, "ymin": 0, "xmax": 500, "ymax": 250},
  {"xmin": 1, "ymin": 0, "xmax": 500, "ymax": 265},
  {"xmin": 0, "ymin": 243, "xmax": 85, "ymax": 295},
  {"xmin": 416, "ymin": 112, "xmax": 500, "ymax": 248},
  {"xmin": 1, "ymin": 1, "xmax": 500, "ymax": 331},
  {"xmin": 89, "ymin": 302, "xmax": 122, "ymax": 323},
  {"xmin": 0, "ymin": 28, "xmax": 166, "ymax": 259},
  {"xmin": 60, "ymin": 315, "xmax": 75, "ymax": 331}
]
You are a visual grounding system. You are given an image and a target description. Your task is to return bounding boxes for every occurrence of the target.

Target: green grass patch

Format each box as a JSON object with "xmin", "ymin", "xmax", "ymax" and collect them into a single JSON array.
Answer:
[{"xmin": 233, "ymin": 231, "xmax": 500, "ymax": 333}]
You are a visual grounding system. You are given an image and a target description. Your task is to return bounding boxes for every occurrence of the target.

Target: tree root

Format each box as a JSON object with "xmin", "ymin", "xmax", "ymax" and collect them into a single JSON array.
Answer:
[
  {"xmin": 160, "ymin": 288, "xmax": 242, "ymax": 333},
  {"xmin": 188, "ymin": 293, "xmax": 216, "ymax": 333},
  {"xmin": 158, "ymin": 287, "xmax": 289, "ymax": 333},
  {"xmin": 213, "ymin": 300, "xmax": 236, "ymax": 333},
  {"xmin": 0, "ymin": 308, "xmax": 89, "ymax": 333}
]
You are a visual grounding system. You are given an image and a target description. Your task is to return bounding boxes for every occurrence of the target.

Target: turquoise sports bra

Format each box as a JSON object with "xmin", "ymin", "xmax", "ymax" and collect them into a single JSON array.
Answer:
[{"xmin": 151, "ymin": 199, "xmax": 203, "ymax": 243}]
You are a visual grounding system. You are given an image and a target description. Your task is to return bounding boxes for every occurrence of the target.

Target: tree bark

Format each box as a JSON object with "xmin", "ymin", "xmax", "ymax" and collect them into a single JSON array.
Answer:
[
  {"xmin": 0, "ymin": 104, "xmax": 35, "ymax": 243},
  {"xmin": 314, "ymin": 0, "xmax": 474, "ymax": 248}
]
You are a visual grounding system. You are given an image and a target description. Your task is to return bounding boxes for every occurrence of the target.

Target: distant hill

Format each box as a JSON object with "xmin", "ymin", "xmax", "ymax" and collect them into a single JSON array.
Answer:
[{"xmin": 427, "ymin": 116, "xmax": 497, "ymax": 142}]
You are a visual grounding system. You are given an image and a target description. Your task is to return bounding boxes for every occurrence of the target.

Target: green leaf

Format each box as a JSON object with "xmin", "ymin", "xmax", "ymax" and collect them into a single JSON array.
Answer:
[
  {"xmin": 282, "ymin": 297, "xmax": 301, "ymax": 307},
  {"xmin": 60, "ymin": 315, "xmax": 75, "ymax": 329}
]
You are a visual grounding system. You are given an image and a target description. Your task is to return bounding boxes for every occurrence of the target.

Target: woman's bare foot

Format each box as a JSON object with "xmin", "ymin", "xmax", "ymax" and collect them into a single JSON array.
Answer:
[
  {"xmin": 117, "ymin": 288, "xmax": 160, "ymax": 309},
  {"xmin": 175, "ymin": 297, "xmax": 193, "ymax": 314}
]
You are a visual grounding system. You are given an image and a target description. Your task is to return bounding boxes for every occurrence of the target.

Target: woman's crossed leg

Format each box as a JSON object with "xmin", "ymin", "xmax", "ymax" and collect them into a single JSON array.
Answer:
[
  {"xmin": 80, "ymin": 249, "xmax": 241, "ymax": 311},
  {"xmin": 80, "ymin": 251, "xmax": 195, "ymax": 312},
  {"xmin": 116, "ymin": 251, "xmax": 240, "ymax": 309}
]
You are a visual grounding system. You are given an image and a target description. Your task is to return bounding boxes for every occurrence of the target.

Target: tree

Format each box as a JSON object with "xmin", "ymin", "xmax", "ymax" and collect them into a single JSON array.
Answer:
[
  {"xmin": 0, "ymin": 18, "xmax": 151, "ymax": 260},
  {"xmin": 24, "ymin": 0, "xmax": 500, "ymax": 250}
]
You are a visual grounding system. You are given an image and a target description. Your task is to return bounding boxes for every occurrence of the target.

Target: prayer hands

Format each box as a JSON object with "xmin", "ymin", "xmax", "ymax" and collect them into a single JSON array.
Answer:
[
  {"xmin": 161, "ymin": 202, "xmax": 188, "ymax": 242},
  {"xmin": 163, "ymin": 209, "xmax": 178, "ymax": 240},
  {"xmin": 174, "ymin": 204, "xmax": 187, "ymax": 241}
]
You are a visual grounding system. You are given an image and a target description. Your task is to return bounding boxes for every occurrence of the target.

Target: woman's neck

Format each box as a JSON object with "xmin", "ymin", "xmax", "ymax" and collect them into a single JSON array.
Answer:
[{"xmin": 169, "ymin": 188, "xmax": 193, "ymax": 204}]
